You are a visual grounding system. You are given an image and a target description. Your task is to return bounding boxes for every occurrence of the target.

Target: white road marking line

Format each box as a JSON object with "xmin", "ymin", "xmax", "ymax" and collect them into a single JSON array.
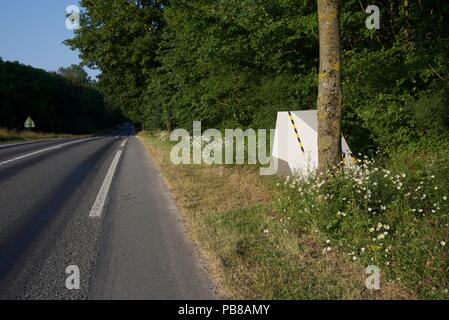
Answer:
[
  {"xmin": 0, "ymin": 138, "xmax": 98, "ymax": 167},
  {"xmin": 89, "ymin": 150, "xmax": 123, "ymax": 218},
  {"xmin": 120, "ymin": 138, "xmax": 128, "ymax": 148}
]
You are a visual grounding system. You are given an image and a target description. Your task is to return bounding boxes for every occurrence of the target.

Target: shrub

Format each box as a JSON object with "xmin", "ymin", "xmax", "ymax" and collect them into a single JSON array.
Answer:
[{"xmin": 278, "ymin": 146, "xmax": 449, "ymax": 299}]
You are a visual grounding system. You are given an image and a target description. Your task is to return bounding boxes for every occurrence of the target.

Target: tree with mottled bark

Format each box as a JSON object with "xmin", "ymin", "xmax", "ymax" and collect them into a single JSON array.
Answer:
[{"xmin": 316, "ymin": 0, "xmax": 343, "ymax": 173}]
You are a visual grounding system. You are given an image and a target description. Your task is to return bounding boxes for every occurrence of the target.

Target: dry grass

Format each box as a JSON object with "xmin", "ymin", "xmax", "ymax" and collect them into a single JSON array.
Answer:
[
  {"xmin": 139, "ymin": 132, "xmax": 414, "ymax": 300},
  {"xmin": 0, "ymin": 128, "xmax": 85, "ymax": 143}
]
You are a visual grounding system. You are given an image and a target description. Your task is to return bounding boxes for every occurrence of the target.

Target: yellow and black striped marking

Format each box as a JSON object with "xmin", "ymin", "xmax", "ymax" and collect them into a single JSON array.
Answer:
[{"xmin": 288, "ymin": 111, "xmax": 305, "ymax": 154}]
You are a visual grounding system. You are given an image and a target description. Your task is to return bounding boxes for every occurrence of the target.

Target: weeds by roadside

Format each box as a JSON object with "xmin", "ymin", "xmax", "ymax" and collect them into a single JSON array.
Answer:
[
  {"xmin": 0, "ymin": 128, "xmax": 88, "ymax": 143},
  {"xmin": 278, "ymin": 145, "xmax": 449, "ymax": 299}
]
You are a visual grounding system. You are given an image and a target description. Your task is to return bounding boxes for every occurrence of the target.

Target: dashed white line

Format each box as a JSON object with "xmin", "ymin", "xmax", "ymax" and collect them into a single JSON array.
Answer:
[
  {"xmin": 120, "ymin": 138, "xmax": 128, "ymax": 148},
  {"xmin": 89, "ymin": 150, "xmax": 123, "ymax": 218},
  {"xmin": 0, "ymin": 138, "xmax": 98, "ymax": 167}
]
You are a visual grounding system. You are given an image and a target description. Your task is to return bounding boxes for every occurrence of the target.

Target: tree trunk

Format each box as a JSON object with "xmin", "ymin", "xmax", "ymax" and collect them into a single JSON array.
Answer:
[
  {"xmin": 166, "ymin": 119, "xmax": 172, "ymax": 133},
  {"xmin": 163, "ymin": 106, "xmax": 173, "ymax": 132},
  {"xmin": 317, "ymin": 0, "xmax": 342, "ymax": 173}
]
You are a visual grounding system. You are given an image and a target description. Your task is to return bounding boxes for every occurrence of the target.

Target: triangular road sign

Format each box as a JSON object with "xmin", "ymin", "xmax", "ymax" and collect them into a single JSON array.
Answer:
[{"xmin": 24, "ymin": 116, "xmax": 35, "ymax": 129}]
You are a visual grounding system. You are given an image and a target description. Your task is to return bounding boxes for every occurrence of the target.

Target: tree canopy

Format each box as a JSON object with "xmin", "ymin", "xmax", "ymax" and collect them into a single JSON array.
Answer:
[
  {"xmin": 65, "ymin": 0, "xmax": 449, "ymax": 152},
  {"xmin": 0, "ymin": 60, "xmax": 121, "ymax": 133}
]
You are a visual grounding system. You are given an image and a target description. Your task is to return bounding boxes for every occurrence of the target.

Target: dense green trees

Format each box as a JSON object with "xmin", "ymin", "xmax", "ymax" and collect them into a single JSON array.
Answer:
[
  {"xmin": 340, "ymin": 1, "xmax": 449, "ymax": 151},
  {"xmin": 65, "ymin": 0, "xmax": 167, "ymax": 125},
  {"xmin": 154, "ymin": 0, "xmax": 320, "ymax": 131},
  {"xmin": 66, "ymin": 0, "xmax": 448, "ymax": 152},
  {"xmin": 57, "ymin": 64, "xmax": 91, "ymax": 86},
  {"xmin": 0, "ymin": 59, "xmax": 121, "ymax": 133}
]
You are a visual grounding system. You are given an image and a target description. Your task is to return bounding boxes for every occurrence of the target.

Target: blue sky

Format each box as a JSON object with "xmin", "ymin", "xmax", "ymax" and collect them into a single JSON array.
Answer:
[{"xmin": 0, "ymin": 0, "xmax": 99, "ymax": 78}]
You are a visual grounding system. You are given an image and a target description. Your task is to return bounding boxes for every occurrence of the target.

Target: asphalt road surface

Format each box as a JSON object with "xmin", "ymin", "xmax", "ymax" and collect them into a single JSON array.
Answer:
[{"xmin": 0, "ymin": 124, "xmax": 217, "ymax": 300}]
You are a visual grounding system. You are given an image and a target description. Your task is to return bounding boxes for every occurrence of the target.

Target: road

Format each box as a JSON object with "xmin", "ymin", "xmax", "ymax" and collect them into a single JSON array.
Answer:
[{"xmin": 0, "ymin": 124, "xmax": 217, "ymax": 300}]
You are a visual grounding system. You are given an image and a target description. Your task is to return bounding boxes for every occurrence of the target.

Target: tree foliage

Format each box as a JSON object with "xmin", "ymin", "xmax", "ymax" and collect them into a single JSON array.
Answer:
[
  {"xmin": 0, "ymin": 60, "xmax": 121, "ymax": 133},
  {"xmin": 66, "ymin": 0, "xmax": 449, "ymax": 151},
  {"xmin": 65, "ymin": 0, "xmax": 167, "ymax": 124}
]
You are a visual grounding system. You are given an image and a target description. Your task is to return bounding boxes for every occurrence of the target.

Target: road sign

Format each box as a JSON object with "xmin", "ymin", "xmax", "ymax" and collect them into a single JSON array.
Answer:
[{"xmin": 24, "ymin": 116, "xmax": 35, "ymax": 129}]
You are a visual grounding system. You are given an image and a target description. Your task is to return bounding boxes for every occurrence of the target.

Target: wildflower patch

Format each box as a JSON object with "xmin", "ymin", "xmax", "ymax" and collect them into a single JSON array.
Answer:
[{"xmin": 278, "ymin": 155, "xmax": 449, "ymax": 299}]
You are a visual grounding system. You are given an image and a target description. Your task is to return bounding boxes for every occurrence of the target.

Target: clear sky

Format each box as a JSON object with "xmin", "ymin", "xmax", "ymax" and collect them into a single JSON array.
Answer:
[{"xmin": 0, "ymin": 0, "xmax": 99, "ymax": 78}]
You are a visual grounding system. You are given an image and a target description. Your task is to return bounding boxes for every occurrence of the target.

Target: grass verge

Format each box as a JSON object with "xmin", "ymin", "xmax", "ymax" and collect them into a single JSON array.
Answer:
[
  {"xmin": 139, "ymin": 131, "xmax": 414, "ymax": 299},
  {"xmin": 0, "ymin": 128, "xmax": 89, "ymax": 143}
]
